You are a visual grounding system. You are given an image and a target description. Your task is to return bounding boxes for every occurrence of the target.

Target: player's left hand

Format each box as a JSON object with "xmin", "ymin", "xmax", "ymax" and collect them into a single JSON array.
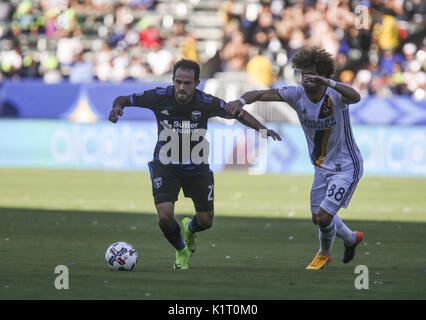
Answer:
[
  {"xmin": 225, "ymin": 100, "xmax": 244, "ymax": 118},
  {"xmin": 262, "ymin": 129, "xmax": 282, "ymax": 141},
  {"xmin": 109, "ymin": 106, "xmax": 124, "ymax": 123},
  {"xmin": 303, "ymin": 74, "xmax": 329, "ymax": 86}
]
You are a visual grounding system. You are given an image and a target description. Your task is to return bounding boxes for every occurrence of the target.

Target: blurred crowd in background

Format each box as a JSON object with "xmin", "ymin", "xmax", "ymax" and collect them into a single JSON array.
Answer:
[{"xmin": 0, "ymin": 0, "xmax": 425, "ymax": 99}]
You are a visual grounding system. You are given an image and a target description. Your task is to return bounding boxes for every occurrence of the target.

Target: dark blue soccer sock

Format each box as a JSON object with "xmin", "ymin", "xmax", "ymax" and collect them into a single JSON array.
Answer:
[
  {"xmin": 188, "ymin": 215, "xmax": 205, "ymax": 233},
  {"xmin": 159, "ymin": 219, "xmax": 185, "ymax": 250}
]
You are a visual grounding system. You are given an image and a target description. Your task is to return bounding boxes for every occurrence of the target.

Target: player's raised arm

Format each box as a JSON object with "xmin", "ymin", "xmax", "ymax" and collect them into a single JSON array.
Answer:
[
  {"xmin": 225, "ymin": 89, "xmax": 284, "ymax": 118},
  {"xmin": 303, "ymin": 74, "xmax": 361, "ymax": 104},
  {"xmin": 109, "ymin": 95, "xmax": 130, "ymax": 123},
  {"xmin": 233, "ymin": 109, "xmax": 282, "ymax": 141}
]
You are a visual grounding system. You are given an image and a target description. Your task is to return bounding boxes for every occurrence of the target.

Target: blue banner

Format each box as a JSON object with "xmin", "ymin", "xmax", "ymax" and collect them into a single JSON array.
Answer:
[
  {"xmin": 1, "ymin": 80, "xmax": 425, "ymax": 125},
  {"xmin": 0, "ymin": 80, "xmax": 206, "ymax": 121},
  {"xmin": 265, "ymin": 124, "xmax": 426, "ymax": 177}
]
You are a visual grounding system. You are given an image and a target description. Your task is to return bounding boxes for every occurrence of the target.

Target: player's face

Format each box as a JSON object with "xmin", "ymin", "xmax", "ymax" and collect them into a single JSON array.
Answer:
[
  {"xmin": 301, "ymin": 65, "xmax": 321, "ymax": 91},
  {"xmin": 173, "ymin": 68, "xmax": 200, "ymax": 105}
]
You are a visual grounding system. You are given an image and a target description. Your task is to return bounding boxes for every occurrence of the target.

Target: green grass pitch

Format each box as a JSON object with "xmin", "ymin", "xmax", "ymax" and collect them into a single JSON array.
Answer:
[{"xmin": 0, "ymin": 168, "xmax": 425, "ymax": 300}]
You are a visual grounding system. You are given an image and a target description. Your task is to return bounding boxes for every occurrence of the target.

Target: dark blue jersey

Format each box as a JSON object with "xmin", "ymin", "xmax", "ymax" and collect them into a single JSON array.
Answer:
[{"xmin": 128, "ymin": 86, "xmax": 231, "ymax": 168}]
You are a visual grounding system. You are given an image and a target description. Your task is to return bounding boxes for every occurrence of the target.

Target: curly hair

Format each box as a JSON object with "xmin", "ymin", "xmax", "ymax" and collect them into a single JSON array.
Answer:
[{"xmin": 291, "ymin": 47, "xmax": 336, "ymax": 79}]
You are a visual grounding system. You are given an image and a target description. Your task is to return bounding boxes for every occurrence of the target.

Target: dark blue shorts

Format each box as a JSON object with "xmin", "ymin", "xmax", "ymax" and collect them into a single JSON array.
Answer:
[{"xmin": 148, "ymin": 160, "xmax": 214, "ymax": 212}]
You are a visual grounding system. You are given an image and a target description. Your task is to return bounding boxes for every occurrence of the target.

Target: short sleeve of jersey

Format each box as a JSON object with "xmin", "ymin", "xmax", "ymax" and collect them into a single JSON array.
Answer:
[
  {"xmin": 207, "ymin": 97, "xmax": 232, "ymax": 119},
  {"xmin": 329, "ymin": 89, "xmax": 348, "ymax": 110},
  {"xmin": 277, "ymin": 86, "xmax": 302, "ymax": 111},
  {"xmin": 128, "ymin": 88, "xmax": 159, "ymax": 110}
]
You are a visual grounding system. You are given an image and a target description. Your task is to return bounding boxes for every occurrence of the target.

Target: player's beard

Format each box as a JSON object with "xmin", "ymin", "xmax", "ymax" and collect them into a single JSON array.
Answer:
[{"xmin": 175, "ymin": 89, "xmax": 193, "ymax": 105}]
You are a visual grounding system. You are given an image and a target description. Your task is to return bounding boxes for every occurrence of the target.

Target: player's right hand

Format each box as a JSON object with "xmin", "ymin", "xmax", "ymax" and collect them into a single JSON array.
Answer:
[{"xmin": 109, "ymin": 106, "xmax": 124, "ymax": 123}]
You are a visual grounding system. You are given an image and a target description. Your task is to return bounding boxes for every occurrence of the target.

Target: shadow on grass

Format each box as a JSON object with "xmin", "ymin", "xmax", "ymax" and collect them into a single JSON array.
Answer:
[{"xmin": 1, "ymin": 206, "xmax": 425, "ymax": 300}]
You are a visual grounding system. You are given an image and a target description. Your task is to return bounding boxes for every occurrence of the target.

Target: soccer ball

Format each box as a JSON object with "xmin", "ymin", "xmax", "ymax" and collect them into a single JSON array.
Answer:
[{"xmin": 105, "ymin": 242, "xmax": 138, "ymax": 271}]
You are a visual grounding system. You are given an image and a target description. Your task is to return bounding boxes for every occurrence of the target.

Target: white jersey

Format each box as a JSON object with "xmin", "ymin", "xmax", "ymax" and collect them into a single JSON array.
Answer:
[{"xmin": 278, "ymin": 85, "xmax": 363, "ymax": 177}]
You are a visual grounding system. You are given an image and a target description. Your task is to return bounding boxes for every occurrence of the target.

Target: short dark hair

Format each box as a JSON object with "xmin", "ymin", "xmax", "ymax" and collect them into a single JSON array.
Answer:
[
  {"xmin": 291, "ymin": 47, "xmax": 336, "ymax": 79},
  {"xmin": 172, "ymin": 59, "xmax": 200, "ymax": 82}
]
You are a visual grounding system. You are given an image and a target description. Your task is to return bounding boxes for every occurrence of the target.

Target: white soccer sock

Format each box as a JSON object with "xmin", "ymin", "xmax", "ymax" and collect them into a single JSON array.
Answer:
[
  {"xmin": 333, "ymin": 215, "xmax": 356, "ymax": 245},
  {"xmin": 318, "ymin": 220, "xmax": 336, "ymax": 256}
]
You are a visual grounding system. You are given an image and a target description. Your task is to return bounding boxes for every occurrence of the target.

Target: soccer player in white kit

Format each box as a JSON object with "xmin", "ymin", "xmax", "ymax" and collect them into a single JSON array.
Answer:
[{"xmin": 226, "ymin": 47, "xmax": 364, "ymax": 269}]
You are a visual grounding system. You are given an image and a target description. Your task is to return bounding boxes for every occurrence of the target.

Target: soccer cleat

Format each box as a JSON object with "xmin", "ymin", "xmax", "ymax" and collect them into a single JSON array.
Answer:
[
  {"xmin": 343, "ymin": 231, "xmax": 364, "ymax": 264},
  {"xmin": 305, "ymin": 252, "xmax": 332, "ymax": 270},
  {"xmin": 182, "ymin": 217, "xmax": 197, "ymax": 256},
  {"xmin": 174, "ymin": 246, "xmax": 190, "ymax": 270}
]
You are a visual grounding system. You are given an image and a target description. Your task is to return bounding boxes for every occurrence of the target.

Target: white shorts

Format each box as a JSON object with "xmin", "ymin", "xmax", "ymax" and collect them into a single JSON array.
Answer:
[{"xmin": 310, "ymin": 167, "xmax": 362, "ymax": 215}]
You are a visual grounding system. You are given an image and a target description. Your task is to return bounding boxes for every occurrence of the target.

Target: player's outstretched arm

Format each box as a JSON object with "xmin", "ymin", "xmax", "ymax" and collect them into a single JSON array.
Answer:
[
  {"xmin": 304, "ymin": 75, "xmax": 361, "ymax": 104},
  {"xmin": 225, "ymin": 89, "xmax": 283, "ymax": 118},
  {"xmin": 109, "ymin": 96, "xmax": 130, "ymax": 123},
  {"xmin": 234, "ymin": 109, "xmax": 282, "ymax": 141}
]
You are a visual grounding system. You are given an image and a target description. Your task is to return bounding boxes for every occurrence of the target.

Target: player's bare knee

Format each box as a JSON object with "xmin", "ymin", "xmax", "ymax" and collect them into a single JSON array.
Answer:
[
  {"xmin": 311, "ymin": 214, "xmax": 318, "ymax": 225},
  {"xmin": 156, "ymin": 203, "xmax": 174, "ymax": 229},
  {"xmin": 316, "ymin": 208, "xmax": 333, "ymax": 228},
  {"xmin": 201, "ymin": 216, "xmax": 213, "ymax": 230},
  {"xmin": 197, "ymin": 210, "xmax": 214, "ymax": 230},
  {"xmin": 317, "ymin": 219, "xmax": 329, "ymax": 229},
  {"xmin": 317, "ymin": 214, "xmax": 332, "ymax": 229}
]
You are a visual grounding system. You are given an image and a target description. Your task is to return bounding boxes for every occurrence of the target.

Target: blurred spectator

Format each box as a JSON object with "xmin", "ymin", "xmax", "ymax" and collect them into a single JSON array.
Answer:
[
  {"xmin": 146, "ymin": 42, "xmax": 173, "ymax": 76},
  {"xmin": 338, "ymin": 26, "xmax": 372, "ymax": 71},
  {"xmin": 0, "ymin": 42, "xmax": 23, "ymax": 79},
  {"xmin": 128, "ymin": 0, "xmax": 156, "ymax": 10},
  {"xmin": 167, "ymin": 20, "xmax": 199, "ymax": 62},
  {"xmin": 138, "ymin": 18, "xmax": 162, "ymax": 49},
  {"xmin": 219, "ymin": 0, "xmax": 239, "ymax": 25},
  {"xmin": 90, "ymin": 0, "xmax": 116, "ymax": 13},
  {"xmin": 177, "ymin": 34, "xmax": 199, "ymax": 62},
  {"xmin": 69, "ymin": 51, "xmax": 94, "ymax": 83},
  {"xmin": 54, "ymin": 2, "xmax": 82, "ymax": 37},
  {"xmin": 340, "ymin": 70, "xmax": 355, "ymax": 85},
  {"xmin": 43, "ymin": 6, "xmax": 61, "ymax": 38},
  {"xmin": 287, "ymin": 29, "xmax": 306, "ymax": 57},
  {"xmin": 379, "ymin": 49, "xmax": 405, "ymax": 75},
  {"xmin": 11, "ymin": 1, "xmax": 43, "ymax": 37},
  {"xmin": 0, "ymin": 0, "xmax": 423, "ymax": 100},
  {"xmin": 275, "ymin": 4, "xmax": 306, "ymax": 44},
  {"xmin": 111, "ymin": 49, "xmax": 131, "ymax": 82},
  {"xmin": 94, "ymin": 42, "xmax": 113, "ymax": 81},
  {"xmin": 56, "ymin": 30, "xmax": 83, "ymax": 76},
  {"xmin": 388, "ymin": 62, "xmax": 410, "ymax": 94},
  {"xmin": 40, "ymin": 52, "xmax": 62, "ymax": 83},
  {"xmin": 326, "ymin": 0, "xmax": 356, "ymax": 31},
  {"xmin": 0, "ymin": 0, "xmax": 13, "ymax": 23},
  {"xmin": 246, "ymin": 52, "xmax": 275, "ymax": 87},
  {"xmin": 116, "ymin": 3, "xmax": 134, "ymax": 27},
  {"xmin": 353, "ymin": 69, "xmax": 372, "ymax": 96},
  {"xmin": 219, "ymin": 30, "xmax": 250, "ymax": 71},
  {"xmin": 371, "ymin": 0, "xmax": 404, "ymax": 52},
  {"xmin": 402, "ymin": 42, "xmax": 417, "ymax": 68},
  {"xmin": 238, "ymin": 4, "xmax": 256, "ymax": 44},
  {"xmin": 108, "ymin": 24, "xmax": 129, "ymax": 48},
  {"xmin": 306, "ymin": 20, "xmax": 339, "ymax": 58},
  {"xmin": 403, "ymin": 56, "xmax": 425, "ymax": 94},
  {"xmin": 22, "ymin": 52, "xmax": 41, "ymax": 78},
  {"xmin": 167, "ymin": 20, "xmax": 186, "ymax": 48},
  {"xmin": 250, "ymin": 9, "xmax": 275, "ymax": 50},
  {"xmin": 128, "ymin": 55, "xmax": 149, "ymax": 80}
]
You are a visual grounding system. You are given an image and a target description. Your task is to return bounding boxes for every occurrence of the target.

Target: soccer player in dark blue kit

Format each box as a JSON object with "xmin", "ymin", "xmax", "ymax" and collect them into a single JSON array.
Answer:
[{"xmin": 109, "ymin": 59, "xmax": 281, "ymax": 270}]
